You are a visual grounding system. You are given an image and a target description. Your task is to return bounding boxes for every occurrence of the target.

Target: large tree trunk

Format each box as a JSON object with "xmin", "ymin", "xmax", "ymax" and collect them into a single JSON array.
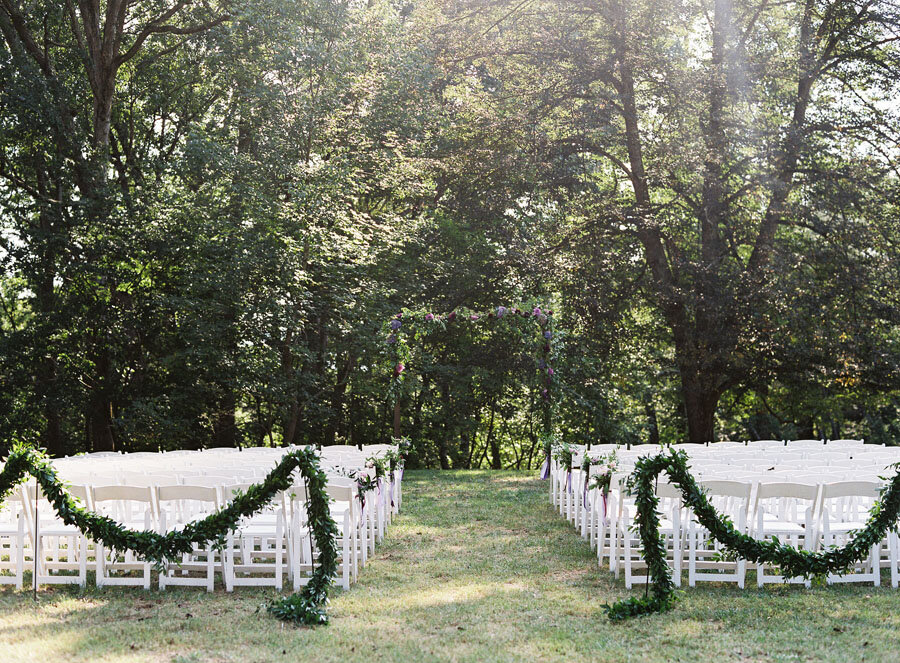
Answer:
[
  {"xmin": 643, "ymin": 393, "xmax": 660, "ymax": 447},
  {"xmin": 33, "ymin": 213, "xmax": 65, "ymax": 456},
  {"xmin": 87, "ymin": 348, "xmax": 116, "ymax": 451},
  {"xmin": 324, "ymin": 354, "xmax": 355, "ymax": 445},
  {"xmin": 212, "ymin": 390, "xmax": 238, "ymax": 447},
  {"xmin": 681, "ymin": 371, "xmax": 720, "ymax": 444}
]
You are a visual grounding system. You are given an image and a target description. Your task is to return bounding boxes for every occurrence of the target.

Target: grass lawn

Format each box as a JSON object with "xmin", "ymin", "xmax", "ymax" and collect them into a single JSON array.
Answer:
[{"xmin": 1, "ymin": 469, "xmax": 898, "ymax": 662}]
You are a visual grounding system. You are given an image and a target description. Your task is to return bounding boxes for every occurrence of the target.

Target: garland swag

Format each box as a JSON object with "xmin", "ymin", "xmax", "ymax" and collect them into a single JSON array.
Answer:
[
  {"xmin": 0, "ymin": 444, "xmax": 338, "ymax": 626},
  {"xmin": 605, "ymin": 450, "xmax": 900, "ymax": 621}
]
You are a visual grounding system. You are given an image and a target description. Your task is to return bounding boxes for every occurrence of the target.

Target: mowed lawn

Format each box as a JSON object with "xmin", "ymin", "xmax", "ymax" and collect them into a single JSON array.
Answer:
[{"xmin": 1, "ymin": 470, "xmax": 899, "ymax": 662}]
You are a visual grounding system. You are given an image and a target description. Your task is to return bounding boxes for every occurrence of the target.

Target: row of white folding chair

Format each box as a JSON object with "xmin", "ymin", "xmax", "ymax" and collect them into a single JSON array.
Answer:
[
  {"xmin": 1, "ymin": 484, "xmax": 154, "ymax": 590},
  {"xmin": 59, "ymin": 458, "xmax": 392, "ymax": 561},
  {"xmin": 600, "ymin": 479, "xmax": 893, "ymax": 588},
  {"xmin": 0, "ymin": 476, "xmax": 377, "ymax": 592}
]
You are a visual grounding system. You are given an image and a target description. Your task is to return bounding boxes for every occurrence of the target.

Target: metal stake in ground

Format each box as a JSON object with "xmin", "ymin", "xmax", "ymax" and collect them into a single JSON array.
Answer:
[{"xmin": 33, "ymin": 475, "xmax": 38, "ymax": 602}]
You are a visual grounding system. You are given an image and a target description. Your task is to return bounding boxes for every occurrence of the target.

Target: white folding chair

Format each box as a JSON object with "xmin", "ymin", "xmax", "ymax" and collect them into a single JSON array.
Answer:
[
  {"xmin": 157, "ymin": 485, "xmax": 221, "ymax": 591},
  {"xmin": 753, "ymin": 482, "xmax": 819, "ymax": 587},
  {"xmin": 223, "ymin": 484, "xmax": 285, "ymax": 591},
  {"xmin": 23, "ymin": 484, "xmax": 90, "ymax": 588},
  {"xmin": 0, "ymin": 487, "xmax": 26, "ymax": 589},
  {"xmin": 688, "ymin": 480, "xmax": 753, "ymax": 587},
  {"xmin": 819, "ymin": 481, "xmax": 882, "ymax": 585},
  {"xmin": 92, "ymin": 485, "xmax": 157, "ymax": 588},
  {"xmin": 326, "ymin": 479, "xmax": 362, "ymax": 590},
  {"xmin": 621, "ymin": 482, "xmax": 683, "ymax": 588}
]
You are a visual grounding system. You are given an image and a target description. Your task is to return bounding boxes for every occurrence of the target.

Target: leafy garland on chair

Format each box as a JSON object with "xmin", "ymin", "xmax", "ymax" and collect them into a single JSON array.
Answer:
[
  {"xmin": 605, "ymin": 449, "xmax": 900, "ymax": 621},
  {"xmin": 0, "ymin": 443, "xmax": 338, "ymax": 626}
]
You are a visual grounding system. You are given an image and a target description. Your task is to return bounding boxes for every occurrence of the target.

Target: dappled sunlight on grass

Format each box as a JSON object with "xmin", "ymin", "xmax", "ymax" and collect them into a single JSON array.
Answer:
[{"xmin": 1, "ymin": 469, "xmax": 898, "ymax": 662}]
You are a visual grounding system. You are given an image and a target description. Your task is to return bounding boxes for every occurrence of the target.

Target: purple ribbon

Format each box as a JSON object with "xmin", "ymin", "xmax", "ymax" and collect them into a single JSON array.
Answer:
[
  {"xmin": 389, "ymin": 471, "xmax": 396, "ymax": 507},
  {"xmin": 540, "ymin": 458, "xmax": 550, "ymax": 480},
  {"xmin": 583, "ymin": 480, "xmax": 590, "ymax": 512},
  {"xmin": 566, "ymin": 470, "xmax": 572, "ymax": 494}
]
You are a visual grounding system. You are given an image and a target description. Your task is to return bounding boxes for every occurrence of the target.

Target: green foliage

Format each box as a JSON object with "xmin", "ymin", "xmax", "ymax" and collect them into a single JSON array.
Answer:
[
  {"xmin": 0, "ymin": 444, "xmax": 338, "ymax": 625},
  {"xmin": 1, "ymin": 0, "xmax": 899, "ymax": 465},
  {"xmin": 604, "ymin": 450, "xmax": 900, "ymax": 620}
]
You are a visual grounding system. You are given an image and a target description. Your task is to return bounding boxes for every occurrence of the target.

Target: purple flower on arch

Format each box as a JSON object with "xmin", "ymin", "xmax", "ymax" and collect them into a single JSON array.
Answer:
[
  {"xmin": 541, "ymin": 388, "xmax": 549, "ymax": 401},
  {"xmin": 497, "ymin": 306, "xmax": 507, "ymax": 318},
  {"xmin": 387, "ymin": 334, "xmax": 397, "ymax": 345},
  {"xmin": 543, "ymin": 344, "xmax": 551, "ymax": 353},
  {"xmin": 547, "ymin": 367, "xmax": 555, "ymax": 376},
  {"xmin": 448, "ymin": 311, "xmax": 457, "ymax": 321},
  {"xmin": 390, "ymin": 319, "xmax": 402, "ymax": 331},
  {"xmin": 425, "ymin": 313, "xmax": 435, "ymax": 322},
  {"xmin": 394, "ymin": 363, "xmax": 405, "ymax": 376},
  {"xmin": 470, "ymin": 314, "xmax": 479, "ymax": 321},
  {"xmin": 537, "ymin": 358, "xmax": 546, "ymax": 370},
  {"xmin": 532, "ymin": 307, "xmax": 542, "ymax": 317},
  {"xmin": 544, "ymin": 331, "xmax": 552, "ymax": 340}
]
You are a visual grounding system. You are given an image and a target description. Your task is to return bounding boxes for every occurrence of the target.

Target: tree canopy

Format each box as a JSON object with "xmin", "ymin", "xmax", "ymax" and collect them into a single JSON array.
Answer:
[{"xmin": 2, "ymin": 0, "xmax": 899, "ymax": 465}]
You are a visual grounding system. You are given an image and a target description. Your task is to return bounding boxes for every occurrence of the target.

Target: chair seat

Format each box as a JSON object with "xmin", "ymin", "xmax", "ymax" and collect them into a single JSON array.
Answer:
[
  {"xmin": 36, "ymin": 519, "xmax": 83, "ymax": 537},
  {"xmin": 759, "ymin": 520, "xmax": 806, "ymax": 535},
  {"xmin": 236, "ymin": 523, "xmax": 281, "ymax": 536},
  {"xmin": 825, "ymin": 521, "xmax": 868, "ymax": 535}
]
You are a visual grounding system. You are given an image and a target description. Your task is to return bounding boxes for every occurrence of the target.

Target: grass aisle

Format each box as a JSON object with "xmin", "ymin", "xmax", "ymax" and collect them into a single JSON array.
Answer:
[{"xmin": 2, "ymin": 470, "xmax": 899, "ymax": 662}]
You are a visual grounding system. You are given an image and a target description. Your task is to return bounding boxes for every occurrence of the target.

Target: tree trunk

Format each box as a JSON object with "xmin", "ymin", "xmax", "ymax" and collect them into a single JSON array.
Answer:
[
  {"xmin": 643, "ymin": 393, "xmax": 660, "ymax": 447},
  {"xmin": 87, "ymin": 348, "xmax": 116, "ymax": 452},
  {"xmin": 393, "ymin": 400, "xmax": 402, "ymax": 439},
  {"xmin": 324, "ymin": 354, "xmax": 355, "ymax": 445},
  {"xmin": 682, "ymin": 375, "xmax": 720, "ymax": 444},
  {"xmin": 486, "ymin": 401, "xmax": 501, "ymax": 469},
  {"xmin": 438, "ymin": 381, "xmax": 451, "ymax": 469},
  {"xmin": 212, "ymin": 390, "xmax": 238, "ymax": 447}
]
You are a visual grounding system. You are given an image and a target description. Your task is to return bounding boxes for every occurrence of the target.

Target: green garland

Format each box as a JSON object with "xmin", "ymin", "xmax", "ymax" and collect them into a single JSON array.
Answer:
[
  {"xmin": 605, "ymin": 450, "xmax": 900, "ymax": 621},
  {"xmin": 0, "ymin": 444, "xmax": 338, "ymax": 626}
]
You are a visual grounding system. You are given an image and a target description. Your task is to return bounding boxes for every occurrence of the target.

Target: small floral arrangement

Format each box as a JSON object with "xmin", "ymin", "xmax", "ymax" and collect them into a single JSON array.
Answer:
[
  {"xmin": 552, "ymin": 441, "xmax": 575, "ymax": 472},
  {"xmin": 366, "ymin": 455, "xmax": 388, "ymax": 479},
  {"xmin": 355, "ymin": 472, "xmax": 378, "ymax": 495},
  {"xmin": 588, "ymin": 449, "xmax": 620, "ymax": 494},
  {"xmin": 387, "ymin": 436, "xmax": 411, "ymax": 471},
  {"xmin": 540, "ymin": 432, "xmax": 557, "ymax": 460},
  {"xmin": 384, "ymin": 449, "xmax": 402, "ymax": 472}
]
